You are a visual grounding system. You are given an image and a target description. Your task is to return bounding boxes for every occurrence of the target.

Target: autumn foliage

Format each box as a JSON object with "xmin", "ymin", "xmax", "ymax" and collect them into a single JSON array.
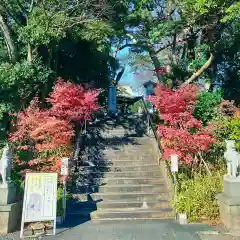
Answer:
[
  {"xmin": 149, "ymin": 84, "xmax": 215, "ymax": 163},
  {"xmin": 48, "ymin": 79, "xmax": 101, "ymax": 123},
  {"xmin": 9, "ymin": 80, "xmax": 101, "ymax": 175}
]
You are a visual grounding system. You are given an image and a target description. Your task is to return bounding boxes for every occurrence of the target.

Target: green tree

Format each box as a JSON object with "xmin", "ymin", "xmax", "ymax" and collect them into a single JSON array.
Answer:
[
  {"xmin": 0, "ymin": 0, "xmax": 129, "ymax": 140},
  {"xmin": 115, "ymin": 0, "xmax": 239, "ymax": 89}
]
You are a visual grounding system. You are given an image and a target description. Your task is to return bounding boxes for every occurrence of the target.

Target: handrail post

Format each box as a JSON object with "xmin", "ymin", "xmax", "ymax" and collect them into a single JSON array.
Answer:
[
  {"xmin": 171, "ymin": 154, "xmax": 179, "ymax": 220},
  {"xmin": 147, "ymin": 113, "xmax": 150, "ymax": 134}
]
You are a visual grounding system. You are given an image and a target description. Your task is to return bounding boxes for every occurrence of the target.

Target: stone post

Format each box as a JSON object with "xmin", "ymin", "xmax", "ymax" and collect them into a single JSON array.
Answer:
[
  {"xmin": 0, "ymin": 144, "xmax": 22, "ymax": 235},
  {"xmin": 218, "ymin": 140, "xmax": 240, "ymax": 236}
]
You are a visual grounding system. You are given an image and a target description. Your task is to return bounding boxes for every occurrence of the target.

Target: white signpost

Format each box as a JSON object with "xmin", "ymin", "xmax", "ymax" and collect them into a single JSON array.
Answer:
[
  {"xmin": 60, "ymin": 157, "xmax": 69, "ymax": 222},
  {"xmin": 20, "ymin": 173, "xmax": 58, "ymax": 239},
  {"xmin": 171, "ymin": 154, "xmax": 179, "ymax": 172}
]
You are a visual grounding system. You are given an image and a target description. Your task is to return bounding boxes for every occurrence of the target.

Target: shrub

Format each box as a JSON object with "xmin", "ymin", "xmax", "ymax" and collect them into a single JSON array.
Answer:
[
  {"xmin": 149, "ymin": 84, "xmax": 215, "ymax": 163},
  {"xmin": 218, "ymin": 100, "xmax": 236, "ymax": 117},
  {"xmin": 57, "ymin": 186, "xmax": 70, "ymax": 216},
  {"xmin": 9, "ymin": 97, "xmax": 74, "ymax": 176},
  {"xmin": 48, "ymin": 79, "xmax": 101, "ymax": 123},
  {"xmin": 194, "ymin": 91, "xmax": 222, "ymax": 126},
  {"xmin": 9, "ymin": 78, "xmax": 102, "ymax": 177},
  {"xmin": 174, "ymin": 172, "xmax": 224, "ymax": 222},
  {"xmin": 215, "ymin": 115, "xmax": 240, "ymax": 150}
]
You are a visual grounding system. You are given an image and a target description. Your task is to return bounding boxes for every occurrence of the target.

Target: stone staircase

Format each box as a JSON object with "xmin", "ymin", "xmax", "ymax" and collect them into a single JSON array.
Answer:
[{"xmin": 68, "ymin": 115, "xmax": 174, "ymax": 221}]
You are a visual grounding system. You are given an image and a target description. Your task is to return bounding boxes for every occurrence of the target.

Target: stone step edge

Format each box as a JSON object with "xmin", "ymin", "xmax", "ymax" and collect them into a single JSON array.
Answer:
[
  {"xmin": 72, "ymin": 183, "xmax": 165, "ymax": 188},
  {"xmin": 72, "ymin": 192, "xmax": 170, "ymax": 197},
  {"xmin": 99, "ymin": 177, "xmax": 165, "ymax": 180},
  {"xmin": 79, "ymin": 164, "xmax": 159, "ymax": 167},
  {"xmin": 68, "ymin": 206, "xmax": 173, "ymax": 212},
  {"xmin": 93, "ymin": 159, "xmax": 158, "ymax": 161},
  {"xmin": 79, "ymin": 167, "xmax": 161, "ymax": 170},
  {"xmin": 88, "ymin": 170, "xmax": 162, "ymax": 173},
  {"xmin": 68, "ymin": 200, "xmax": 171, "ymax": 205},
  {"xmin": 67, "ymin": 217, "xmax": 175, "ymax": 222},
  {"xmin": 91, "ymin": 217, "xmax": 175, "ymax": 221},
  {"xmin": 68, "ymin": 208, "xmax": 174, "ymax": 214},
  {"xmin": 69, "ymin": 177, "xmax": 165, "ymax": 184}
]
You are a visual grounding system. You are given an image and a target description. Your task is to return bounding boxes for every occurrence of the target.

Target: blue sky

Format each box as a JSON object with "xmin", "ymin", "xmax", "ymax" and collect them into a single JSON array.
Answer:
[
  {"xmin": 114, "ymin": 47, "xmax": 134, "ymax": 85},
  {"xmin": 114, "ymin": 46, "xmax": 156, "ymax": 95}
]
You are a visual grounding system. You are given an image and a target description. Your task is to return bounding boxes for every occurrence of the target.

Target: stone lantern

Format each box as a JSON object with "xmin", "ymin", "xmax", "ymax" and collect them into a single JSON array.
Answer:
[{"xmin": 143, "ymin": 80, "xmax": 157, "ymax": 99}]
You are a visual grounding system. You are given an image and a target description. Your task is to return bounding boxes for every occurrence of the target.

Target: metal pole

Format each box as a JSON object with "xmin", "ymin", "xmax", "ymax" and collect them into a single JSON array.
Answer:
[
  {"xmin": 173, "ymin": 172, "xmax": 177, "ymax": 220},
  {"xmin": 62, "ymin": 179, "xmax": 67, "ymax": 222}
]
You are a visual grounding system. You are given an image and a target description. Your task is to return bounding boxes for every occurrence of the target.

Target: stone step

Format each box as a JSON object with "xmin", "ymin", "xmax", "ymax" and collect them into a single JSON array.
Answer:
[
  {"xmin": 79, "ymin": 165, "xmax": 161, "ymax": 172},
  {"xmin": 94, "ymin": 160, "xmax": 159, "ymax": 166},
  {"xmin": 68, "ymin": 208, "xmax": 175, "ymax": 220},
  {"xmin": 102, "ymin": 177, "xmax": 165, "ymax": 185},
  {"xmin": 99, "ymin": 184, "xmax": 167, "ymax": 193},
  {"xmin": 103, "ymin": 170, "xmax": 162, "ymax": 178},
  {"xmin": 104, "ymin": 155, "xmax": 157, "ymax": 161},
  {"xmin": 68, "ymin": 199, "xmax": 171, "ymax": 210},
  {"xmin": 91, "ymin": 161, "xmax": 158, "ymax": 167},
  {"xmin": 72, "ymin": 184, "xmax": 167, "ymax": 194},
  {"xmin": 72, "ymin": 192, "xmax": 170, "ymax": 201},
  {"xmin": 104, "ymin": 145, "xmax": 154, "ymax": 151},
  {"xmin": 103, "ymin": 152, "xmax": 156, "ymax": 159},
  {"xmin": 103, "ymin": 149, "xmax": 156, "ymax": 155}
]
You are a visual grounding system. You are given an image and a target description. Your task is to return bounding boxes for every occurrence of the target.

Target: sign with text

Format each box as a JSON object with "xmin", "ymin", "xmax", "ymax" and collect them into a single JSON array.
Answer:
[{"xmin": 20, "ymin": 173, "xmax": 58, "ymax": 238}]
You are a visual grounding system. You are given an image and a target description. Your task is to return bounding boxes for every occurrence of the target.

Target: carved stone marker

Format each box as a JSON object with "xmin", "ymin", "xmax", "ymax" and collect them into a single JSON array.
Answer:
[
  {"xmin": 0, "ymin": 144, "xmax": 12, "ymax": 186},
  {"xmin": 218, "ymin": 140, "xmax": 240, "ymax": 236},
  {"xmin": 0, "ymin": 144, "xmax": 22, "ymax": 235}
]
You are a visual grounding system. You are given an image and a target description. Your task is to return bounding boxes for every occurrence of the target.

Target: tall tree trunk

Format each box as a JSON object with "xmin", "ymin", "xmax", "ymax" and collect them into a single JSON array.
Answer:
[
  {"xmin": 0, "ymin": 14, "xmax": 18, "ymax": 63},
  {"xmin": 148, "ymin": 48, "xmax": 164, "ymax": 83}
]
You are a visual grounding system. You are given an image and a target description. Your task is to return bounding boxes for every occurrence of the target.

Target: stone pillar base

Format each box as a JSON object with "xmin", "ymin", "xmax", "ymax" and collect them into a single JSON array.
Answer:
[
  {"xmin": 0, "ymin": 184, "xmax": 17, "ymax": 205},
  {"xmin": 218, "ymin": 176, "xmax": 240, "ymax": 236},
  {"xmin": 0, "ymin": 202, "xmax": 22, "ymax": 235}
]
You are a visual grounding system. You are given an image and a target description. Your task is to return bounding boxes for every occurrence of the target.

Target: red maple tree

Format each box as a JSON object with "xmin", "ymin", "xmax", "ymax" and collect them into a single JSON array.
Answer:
[
  {"xmin": 9, "ymin": 97, "xmax": 74, "ymax": 174},
  {"xmin": 48, "ymin": 79, "xmax": 101, "ymax": 123},
  {"xmin": 149, "ymin": 84, "xmax": 215, "ymax": 163}
]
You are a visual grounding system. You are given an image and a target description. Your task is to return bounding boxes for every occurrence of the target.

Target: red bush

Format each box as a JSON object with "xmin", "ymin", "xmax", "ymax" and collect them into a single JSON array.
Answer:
[
  {"xmin": 48, "ymin": 79, "xmax": 101, "ymax": 123},
  {"xmin": 10, "ymin": 79, "xmax": 101, "ymax": 175},
  {"xmin": 9, "ymin": 98, "xmax": 74, "ymax": 174},
  {"xmin": 149, "ymin": 84, "xmax": 215, "ymax": 163}
]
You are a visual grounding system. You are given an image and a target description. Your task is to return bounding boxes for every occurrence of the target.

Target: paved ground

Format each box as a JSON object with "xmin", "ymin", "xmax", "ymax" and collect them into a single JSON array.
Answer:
[
  {"xmin": 1, "ymin": 219, "xmax": 238, "ymax": 240},
  {"xmin": 43, "ymin": 219, "xmax": 234, "ymax": 240},
  {"xmin": 46, "ymin": 220, "xmax": 207, "ymax": 240}
]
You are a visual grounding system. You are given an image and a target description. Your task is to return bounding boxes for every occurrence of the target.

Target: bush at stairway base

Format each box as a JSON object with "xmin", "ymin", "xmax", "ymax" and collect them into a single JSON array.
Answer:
[
  {"xmin": 9, "ymin": 79, "xmax": 101, "ymax": 177},
  {"xmin": 174, "ymin": 171, "xmax": 224, "ymax": 222}
]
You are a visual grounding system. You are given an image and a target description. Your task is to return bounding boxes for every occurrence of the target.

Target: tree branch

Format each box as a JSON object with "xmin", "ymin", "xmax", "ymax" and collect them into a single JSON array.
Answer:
[
  {"xmin": 0, "ymin": 13, "xmax": 18, "ymax": 63},
  {"xmin": 155, "ymin": 41, "xmax": 173, "ymax": 54},
  {"xmin": 117, "ymin": 42, "xmax": 151, "ymax": 52},
  {"xmin": 181, "ymin": 54, "xmax": 214, "ymax": 87},
  {"xmin": 29, "ymin": 0, "xmax": 35, "ymax": 13},
  {"xmin": 155, "ymin": 27, "xmax": 203, "ymax": 54}
]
